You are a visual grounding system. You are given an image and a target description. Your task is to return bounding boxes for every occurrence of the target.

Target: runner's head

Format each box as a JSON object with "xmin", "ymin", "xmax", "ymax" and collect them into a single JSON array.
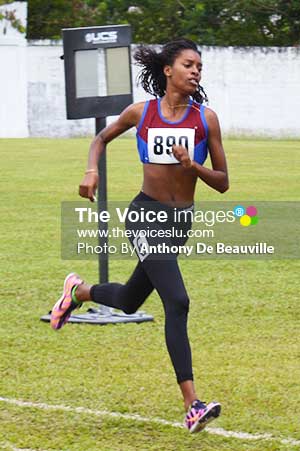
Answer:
[{"xmin": 134, "ymin": 38, "xmax": 208, "ymax": 103}]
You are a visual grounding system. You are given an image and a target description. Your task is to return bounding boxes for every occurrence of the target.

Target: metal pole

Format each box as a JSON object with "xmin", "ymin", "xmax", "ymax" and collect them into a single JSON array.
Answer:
[
  {"xmin": 96, "ymin": 117, "xmax": 108, "ymax": 284},
  {"xmin": 95, "ymin": 117, "xmax": 111, "ymax": 316}
]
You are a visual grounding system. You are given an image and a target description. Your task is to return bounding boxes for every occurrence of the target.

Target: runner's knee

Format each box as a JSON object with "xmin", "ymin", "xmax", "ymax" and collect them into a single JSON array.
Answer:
[
  {"xmin": 122, "ymin": 304, "xmax": 138, "ymax": 315},
  {"xmin": 166, "ymin": 293, "xmax": 190, "ymax": 317}
]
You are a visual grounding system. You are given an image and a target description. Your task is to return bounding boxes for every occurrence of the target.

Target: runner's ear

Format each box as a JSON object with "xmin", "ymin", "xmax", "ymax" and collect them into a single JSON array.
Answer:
[{"xmin": 164, "ymin": 65, "xmax": 172, "ymax": 77}]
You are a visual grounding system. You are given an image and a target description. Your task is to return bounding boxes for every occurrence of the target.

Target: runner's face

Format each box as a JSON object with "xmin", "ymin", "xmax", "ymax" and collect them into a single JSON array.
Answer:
[{"xmin": 164, "ymin": 49, "xmax": 202, "ymax": 95}]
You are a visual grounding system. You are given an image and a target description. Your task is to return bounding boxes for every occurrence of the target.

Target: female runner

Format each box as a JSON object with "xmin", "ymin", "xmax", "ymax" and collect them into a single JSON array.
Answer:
[{"xmin": 51, "ymin": 38, "xmax": 229, "ymax": 433}]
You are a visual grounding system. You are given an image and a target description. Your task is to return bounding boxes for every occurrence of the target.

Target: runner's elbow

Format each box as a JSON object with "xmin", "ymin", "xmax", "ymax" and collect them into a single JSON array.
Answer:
[{"xmin": 218, "ymin": 176, "xmax": 229, "ymax": 193}]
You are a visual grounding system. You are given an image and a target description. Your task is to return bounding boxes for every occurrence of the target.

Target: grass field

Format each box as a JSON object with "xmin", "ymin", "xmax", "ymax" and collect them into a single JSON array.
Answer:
[{"xmin": 0, "ymin": 137, "xmax": 300, "ymax": 451}]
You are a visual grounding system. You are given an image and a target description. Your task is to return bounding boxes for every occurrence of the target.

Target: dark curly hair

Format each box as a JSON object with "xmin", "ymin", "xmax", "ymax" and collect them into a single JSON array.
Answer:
[{"xmin": 134, "ymin": 39, "xmax": 208, "ymax": 104}]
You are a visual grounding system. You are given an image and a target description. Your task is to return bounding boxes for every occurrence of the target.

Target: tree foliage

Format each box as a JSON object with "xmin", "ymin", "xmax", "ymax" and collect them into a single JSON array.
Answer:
[
  {"xmin": 27, "ymin": 0, "xmax": 130, "ymax": 39},
  {"xmin": 26, "ymin": 0, "xmax": 300, "ymax": 46}
]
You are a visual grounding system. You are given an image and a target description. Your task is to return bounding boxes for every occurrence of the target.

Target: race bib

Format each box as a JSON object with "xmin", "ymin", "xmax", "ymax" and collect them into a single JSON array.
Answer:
[{"xmin": 147, "ymin": 128, "xmax": 195, "ymax": 164}]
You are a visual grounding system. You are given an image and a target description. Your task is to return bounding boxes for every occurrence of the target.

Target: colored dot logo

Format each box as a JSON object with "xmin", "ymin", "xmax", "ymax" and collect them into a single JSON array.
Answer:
[{"xmin": 233, "ymin": 205, "xmax": 259, "ymax": 227}]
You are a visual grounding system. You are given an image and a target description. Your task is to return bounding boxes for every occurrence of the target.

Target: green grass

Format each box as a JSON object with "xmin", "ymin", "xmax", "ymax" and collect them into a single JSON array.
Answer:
[{"xmin": 0, "ymin": 137, "xmax": 300, "ymax": 451}]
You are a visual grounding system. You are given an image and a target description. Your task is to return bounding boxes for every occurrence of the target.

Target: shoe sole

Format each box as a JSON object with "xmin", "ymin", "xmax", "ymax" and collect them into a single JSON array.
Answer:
[
  {"xmin": 190, "ymin": 403, "xmax": 221, "ymax": 434},
  {"xmin": 50, "ymin": 272, "xmax": 77, "ymax": 330}
]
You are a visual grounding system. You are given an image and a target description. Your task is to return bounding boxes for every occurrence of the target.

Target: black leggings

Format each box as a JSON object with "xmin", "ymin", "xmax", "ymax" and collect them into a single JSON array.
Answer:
[{"xmin": 90, "ymin": 192, "xmax": 194, "ymax": 383}]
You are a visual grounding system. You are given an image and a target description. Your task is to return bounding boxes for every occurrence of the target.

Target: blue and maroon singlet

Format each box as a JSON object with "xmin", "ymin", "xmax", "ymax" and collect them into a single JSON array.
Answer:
[{"xmin": 136, "ymin": 98, "xmax": 208, "ymax": 165}]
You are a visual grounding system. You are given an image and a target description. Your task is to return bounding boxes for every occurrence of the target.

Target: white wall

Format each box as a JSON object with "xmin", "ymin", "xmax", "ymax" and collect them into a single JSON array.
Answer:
[
  {"xmin": 27, "ymin": 41, "xmax": 94, "ymax": 137},
  {"xmin": 0, "ymin": 38, "xmax": 28, "ymax": 137},
  {"xmin": 0, "ymin": 2, "xmax": 28, "ymax": 137},
  {"xmin": 202, "ymin": 46, "xmax": 300, "ymax": 137},
  {"xmin": 0, "ymin": 38, "xmax": 300, "ymax": 138}
]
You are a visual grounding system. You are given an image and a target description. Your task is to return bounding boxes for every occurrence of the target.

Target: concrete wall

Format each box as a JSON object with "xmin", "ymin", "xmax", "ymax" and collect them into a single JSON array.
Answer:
[
  {"xmin": 27, "ymin": 41, "xmax": 94, "ymax": 137},
  {"xmin": 1, "ymin": 38, "xmax": 300, "ymax": 138},
  {"xmin": 0, "ymin": 38, "xmax": 28, "ymax": 137},
  {"xmin": 202, "ymin": 46, "xmax": 300, "ymax": 137},
  {"xmin": 0, "ymin": 2, "xmax": 28, "ymax": 137}
]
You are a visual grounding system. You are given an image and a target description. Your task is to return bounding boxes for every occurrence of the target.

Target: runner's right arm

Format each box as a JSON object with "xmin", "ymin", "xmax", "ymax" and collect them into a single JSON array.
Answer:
[{"xmin": 79, "ymin": 103, "xmax": 144, "ymax": 201}]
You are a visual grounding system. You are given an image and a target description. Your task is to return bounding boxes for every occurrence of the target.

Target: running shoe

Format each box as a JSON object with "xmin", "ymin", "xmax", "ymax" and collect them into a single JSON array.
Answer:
[
  {"xmin": 184, "ymin": 400, "xmax": 221, "ymax": 433},
  {"xmin": 50, "ymin": 273, "xmax": 83, "ymax": 330}
]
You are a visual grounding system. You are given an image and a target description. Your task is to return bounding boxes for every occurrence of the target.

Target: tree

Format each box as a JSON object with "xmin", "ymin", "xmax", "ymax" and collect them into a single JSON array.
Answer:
[
  {"xmin": 27, "ymin": 0, "xmax": 131, "ymax": 40},
  {"xmin": 26, "ymin": 0, "xmax": 300, "ymax": 46},
  {"xmin": 185, "ymin": 0, "xmax": 300, "ymax": 46}
]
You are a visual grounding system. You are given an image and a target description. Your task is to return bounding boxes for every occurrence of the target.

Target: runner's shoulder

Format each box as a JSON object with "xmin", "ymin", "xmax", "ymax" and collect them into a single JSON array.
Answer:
[
  {"xmin": 203, "ymin": 106, "xmax": 220, "ymax": 128},
  {"xmin": 120, "ymin": 101, "xmax": 147, "ymax": 127}
]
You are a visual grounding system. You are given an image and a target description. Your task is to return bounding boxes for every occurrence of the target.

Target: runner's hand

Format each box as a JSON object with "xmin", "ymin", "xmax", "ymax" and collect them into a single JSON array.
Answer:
[
  {"xmin": 172, "ymin": 145, "xmax": 193, "ymax": 169},
  {"xmin": 79, "ymin": 173, "xmax": 99, "ymax": 202}
]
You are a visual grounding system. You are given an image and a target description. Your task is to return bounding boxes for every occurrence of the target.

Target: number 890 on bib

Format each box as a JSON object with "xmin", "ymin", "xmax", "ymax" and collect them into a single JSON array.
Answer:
[{"xmin": 147, "ymin": 128, "xmax": 195, "ymax": 164}]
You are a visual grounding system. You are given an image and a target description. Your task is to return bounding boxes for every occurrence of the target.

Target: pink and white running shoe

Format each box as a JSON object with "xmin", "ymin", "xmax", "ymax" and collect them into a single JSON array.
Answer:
[
  {"xmin": 184, "ymin": 400, "xmax": 221, "ymax": 433},
  {"xmin": 50, "ymin": 273, "xmax": 83, "ymax": 330}
]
